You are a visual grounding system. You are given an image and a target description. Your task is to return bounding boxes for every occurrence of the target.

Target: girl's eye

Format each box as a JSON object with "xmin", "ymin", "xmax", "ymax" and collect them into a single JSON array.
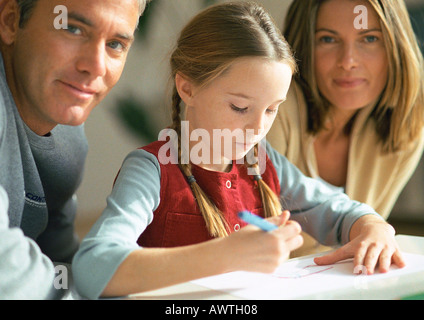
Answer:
[
  {"xmin": 230, "ymin": 104, "xmax": 248, "ymax": 113},
  {"xmin": 266, "ymin": 108, "xmax": 278, "ymax": 114}
]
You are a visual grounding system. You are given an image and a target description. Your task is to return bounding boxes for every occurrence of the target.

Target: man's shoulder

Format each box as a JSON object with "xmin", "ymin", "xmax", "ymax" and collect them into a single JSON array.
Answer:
[
  {"xmin": 0, "ymin": 84, "xmax": 7, "ymax": 141},
  {"xmin": 0, "ymin": 59, "xmax": 12, "ymax": 141}
]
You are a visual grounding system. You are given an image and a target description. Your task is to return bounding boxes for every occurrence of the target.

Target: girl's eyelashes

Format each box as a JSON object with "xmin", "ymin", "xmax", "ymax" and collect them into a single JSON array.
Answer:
[
  {"xmin": 266, "ymin": 108, "xmax": 278, "ymax": 114},
  {"xmin": 230, "ymin": 104, "xmax": 248, "ymax": 113},
  {"xmin": 230, "ymin": 103, "xmax": 279, "ymax": 114}
]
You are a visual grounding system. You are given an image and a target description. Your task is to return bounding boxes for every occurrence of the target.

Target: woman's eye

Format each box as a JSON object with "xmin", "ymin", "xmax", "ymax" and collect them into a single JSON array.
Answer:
[
  {"xmin": 230, "ymin": 104, "xmax": 248, "ymax": 113},
  {"xmin": 364, "ymin": 35, "xmax": 378, "ymax": 43},
  {"xmin": 319, "ymin": 36, "xmax": 335, "ymax": 44}
]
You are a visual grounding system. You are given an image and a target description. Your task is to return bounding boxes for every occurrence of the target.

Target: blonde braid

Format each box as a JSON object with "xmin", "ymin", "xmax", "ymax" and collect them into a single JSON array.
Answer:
[
  {"xmin": 171, "ymin": 86, "xmax": 230, "ymax": 238},
  {"xmin": 246, "ymin": 145, "xmax": 282, "ymax": 218}
]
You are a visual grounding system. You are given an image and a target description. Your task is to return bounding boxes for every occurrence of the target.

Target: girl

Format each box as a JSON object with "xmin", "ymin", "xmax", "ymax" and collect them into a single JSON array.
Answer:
[
  {"xmin": 72, "ymin": 1, "xmax": 403, "ymax": 299},
  {"xmin": 268, "ymin": 0, "xmax": 424, "ymax": 256}
]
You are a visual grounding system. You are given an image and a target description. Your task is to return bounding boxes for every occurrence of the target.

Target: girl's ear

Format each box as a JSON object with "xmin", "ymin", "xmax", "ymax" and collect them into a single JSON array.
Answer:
[
  {"xmin": 175, "ymin": 72, "xmax": 195, "ymax": 106},
  {"xmin": 0, "ymin": 0, "xmax": 20, "ymax": 46}
]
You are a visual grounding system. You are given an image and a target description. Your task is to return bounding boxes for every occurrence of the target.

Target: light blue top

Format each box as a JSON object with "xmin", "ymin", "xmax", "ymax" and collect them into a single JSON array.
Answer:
[{"xmin": 72, "ymin": 142, "xmax": 379, "ymax": 299}]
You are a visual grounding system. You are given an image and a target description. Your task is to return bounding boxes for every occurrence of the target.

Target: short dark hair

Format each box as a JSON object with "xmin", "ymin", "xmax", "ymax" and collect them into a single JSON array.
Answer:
[
  {"xmin": 15, "ymin": 0, "xmax": 150, "ymax": 27},
  {"xmin": 16, "ymin": 0, "xmax": 37, "ymax": 27}
]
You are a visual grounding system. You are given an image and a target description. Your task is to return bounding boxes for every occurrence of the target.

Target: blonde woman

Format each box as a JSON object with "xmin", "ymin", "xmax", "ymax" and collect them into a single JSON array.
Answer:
[
  {"xmin": 268, "ymin": 0, "xmax": 424, "ymax": 256},
  {"xmin": 73, "ymin": 2, "xmax": 404, "ymax": 299}
]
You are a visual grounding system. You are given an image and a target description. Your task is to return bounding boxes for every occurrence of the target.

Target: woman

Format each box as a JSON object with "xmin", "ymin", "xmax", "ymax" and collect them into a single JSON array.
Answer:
[{"xmin": 267, "ymin": 0, "xmax": 424, "ymax": 256}]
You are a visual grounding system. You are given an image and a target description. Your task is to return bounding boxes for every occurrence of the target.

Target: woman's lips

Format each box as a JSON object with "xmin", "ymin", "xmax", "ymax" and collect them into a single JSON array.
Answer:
[{"xmin": 333, "ymin": 78, "xmax": 366, "ymax": 88}]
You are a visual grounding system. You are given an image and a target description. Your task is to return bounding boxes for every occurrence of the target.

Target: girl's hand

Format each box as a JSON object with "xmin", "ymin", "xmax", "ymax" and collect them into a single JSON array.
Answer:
[
  {"xmin": 314, "ymin": 215, "xmax": 405, "ymax": 274},
  {"xmin": 224, "ymin": 210, "xmax": 303, "ymax": 273}
]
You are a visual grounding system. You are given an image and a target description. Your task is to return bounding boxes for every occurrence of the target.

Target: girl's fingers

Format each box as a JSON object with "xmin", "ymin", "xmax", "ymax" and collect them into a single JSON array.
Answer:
[
  {"xmin": 279, "ymin": 220, "xmax": 302, "ymax": 240},
  {"xmin": 352, "ymin": 241, "xmax": 368, "ymax": 273},
  {"xmin": 285, "ymin": 233, "xmax": 304, "ymax": 252},
  {"xmin": 377, "ymin": 248, "xmax": 393, "ymax": 273},
  {"xmin": 264, "ymin": 210, "xmax": 290, "ymax": 228},
  {"xmin": 279, "ymin": 210, "xmax": 291, "ymax": 225},
  {"xmin": 315, "ymin": 238, "xmax": 405, "ymax": 275},
  {"xmin": 314, "ymin": 245, "xmax": 351, "ymax": 265},
  {"xmin": 363, "ymin": 244, "xmax": 381, "ymax": 274},
  {"xmin": 391, "ymin": 250, "xmax": 406, "ymax": 269}
]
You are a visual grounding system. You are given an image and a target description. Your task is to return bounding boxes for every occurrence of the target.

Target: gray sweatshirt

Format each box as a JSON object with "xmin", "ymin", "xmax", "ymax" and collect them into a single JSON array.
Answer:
[{"xmin": 0, "ymin": 53, "xmax": 88, "ymax": 299}]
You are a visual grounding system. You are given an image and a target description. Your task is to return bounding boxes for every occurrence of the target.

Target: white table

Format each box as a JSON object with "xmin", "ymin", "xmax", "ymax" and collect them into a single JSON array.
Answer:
[{"xmin": 128, "ymin": 234, "xmax": 424, "ymax": 300}]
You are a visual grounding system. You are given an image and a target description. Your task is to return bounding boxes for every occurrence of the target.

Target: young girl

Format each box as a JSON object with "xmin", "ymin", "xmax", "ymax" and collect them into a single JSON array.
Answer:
[{"xmin": 72, "ymin": 2, "xmax": 404, "ymax": 299}]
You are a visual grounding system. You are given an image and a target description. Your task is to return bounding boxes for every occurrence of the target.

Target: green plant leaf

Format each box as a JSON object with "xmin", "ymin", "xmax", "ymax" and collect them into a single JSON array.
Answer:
[{"xmin": 114, "ymin": 97, "xmax": 159, "ymax": 143}]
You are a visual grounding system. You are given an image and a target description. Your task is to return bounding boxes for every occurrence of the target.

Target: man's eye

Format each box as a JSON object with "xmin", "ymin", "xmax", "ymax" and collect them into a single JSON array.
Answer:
[
  {"xmin": 66, "ymin": 25, "xmax": 82, "ymax": 35},
  {"xmin": 108, "ymin": 41, "xmax": 126, "ymax": 52}
]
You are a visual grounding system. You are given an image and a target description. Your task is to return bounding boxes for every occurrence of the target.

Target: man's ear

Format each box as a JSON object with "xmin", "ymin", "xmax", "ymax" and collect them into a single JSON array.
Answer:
[
  {"xmin": 175, "ymin": 72, "xmax": 196, "ymax": 106},
  {"xmin": 0, "ymin": 0, "xmax": 20, "ymax": 45}
]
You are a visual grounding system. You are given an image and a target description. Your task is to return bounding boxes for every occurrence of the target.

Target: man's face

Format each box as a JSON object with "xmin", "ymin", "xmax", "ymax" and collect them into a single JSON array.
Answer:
[{"xmin": 7, "ymin": 0, "xmax": 139, "ymax": 135}]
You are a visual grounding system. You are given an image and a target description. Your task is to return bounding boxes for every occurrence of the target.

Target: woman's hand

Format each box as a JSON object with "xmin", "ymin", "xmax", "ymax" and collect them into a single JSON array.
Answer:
[{"xmin": 314, "ymin": 215, "xmax": 405, "ymax": 274}]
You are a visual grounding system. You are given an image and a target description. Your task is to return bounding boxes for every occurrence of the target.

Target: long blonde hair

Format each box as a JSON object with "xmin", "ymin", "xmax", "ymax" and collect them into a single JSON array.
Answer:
[
  {"xmin": 169, "ymin": 2, "xmax": 296, "ymax": 237},
  {"xmin": 284, "ymin": 0, "xmax": 424, "ymax": 152}
]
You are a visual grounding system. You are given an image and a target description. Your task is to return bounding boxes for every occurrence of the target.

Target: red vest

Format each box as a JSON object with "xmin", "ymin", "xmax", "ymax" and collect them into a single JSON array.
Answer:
[{"xmin": 137, "ymin": 140, "xmax": 281, "ymax": 248}]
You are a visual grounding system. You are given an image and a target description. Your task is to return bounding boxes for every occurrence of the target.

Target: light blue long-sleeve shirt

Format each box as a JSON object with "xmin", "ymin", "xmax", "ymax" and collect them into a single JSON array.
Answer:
[{"xmin": 72, "ymin": 143, "xmax": 379, "ymax": 299}]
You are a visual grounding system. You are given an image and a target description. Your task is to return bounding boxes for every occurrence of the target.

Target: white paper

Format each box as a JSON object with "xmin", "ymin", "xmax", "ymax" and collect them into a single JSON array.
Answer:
[{"xmin": 191, "ymin": 252, "xmax": 424, "ymax": 299}]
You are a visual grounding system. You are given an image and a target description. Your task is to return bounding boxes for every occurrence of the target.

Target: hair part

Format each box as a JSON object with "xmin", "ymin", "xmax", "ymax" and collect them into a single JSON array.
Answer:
[
  {"xmin": 170, "ymin": 1, "xmax": 295, "ymax": 237},
  {"xmin": 284, "ymin": 0, "xmax": 424, "ymax": 152}
]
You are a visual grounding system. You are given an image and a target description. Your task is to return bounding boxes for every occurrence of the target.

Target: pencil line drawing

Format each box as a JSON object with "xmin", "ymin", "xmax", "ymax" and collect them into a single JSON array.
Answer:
[
  {"xmin": 273, "ymin": 264, "xmax": 334, "ymax": 279},
  {"xmin": 272, "ymin": 260, "xmax": 353, "ymax": 280}
]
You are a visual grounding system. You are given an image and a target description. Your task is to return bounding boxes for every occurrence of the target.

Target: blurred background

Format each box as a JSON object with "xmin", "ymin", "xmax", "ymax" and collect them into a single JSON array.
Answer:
[{"xmin": 75, "ymin": 0, "xmax": 424, "ymax": 238}]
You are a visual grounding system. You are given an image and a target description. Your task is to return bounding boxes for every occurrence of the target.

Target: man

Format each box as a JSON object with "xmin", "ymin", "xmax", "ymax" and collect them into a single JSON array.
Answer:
[{"xmin": 0, "ymin": 0, "xmax": 148, "ymax": 299}]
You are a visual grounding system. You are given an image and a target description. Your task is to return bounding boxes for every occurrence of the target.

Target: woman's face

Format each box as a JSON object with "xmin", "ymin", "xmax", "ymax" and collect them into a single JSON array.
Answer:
[{"xmin": 314, "ymin": 0, "xmax": 388, "ymax": 114}]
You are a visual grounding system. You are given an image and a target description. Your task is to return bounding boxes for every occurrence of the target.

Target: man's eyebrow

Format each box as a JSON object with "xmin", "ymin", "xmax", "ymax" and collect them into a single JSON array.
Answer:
[
  {"xmin": 67, "ymin": 12, "xmax": 135, "ymax": 42},
  {"xmin": 116, "ymin": 32, "xmax": 134, "ymax": 43},
  {"xmin": 68, "ymin": 12, "xmax": 94, "ymax": 27}
]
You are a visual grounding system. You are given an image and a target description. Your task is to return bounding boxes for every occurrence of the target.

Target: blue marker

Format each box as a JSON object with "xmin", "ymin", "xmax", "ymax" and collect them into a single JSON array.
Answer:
[{"xmin": 238, "ymin": 211, "xmax": 278, "ymax": 232}]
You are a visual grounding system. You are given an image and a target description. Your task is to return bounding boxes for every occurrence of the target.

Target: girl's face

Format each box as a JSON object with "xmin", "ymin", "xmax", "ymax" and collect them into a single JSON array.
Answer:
[
  {"xmin": 182, "ymin": 57, "xmax": 292, "ymax": 171},
  {"xmin": 314, "ymin": 0, "xmax": 388, "ymax": 116}
]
